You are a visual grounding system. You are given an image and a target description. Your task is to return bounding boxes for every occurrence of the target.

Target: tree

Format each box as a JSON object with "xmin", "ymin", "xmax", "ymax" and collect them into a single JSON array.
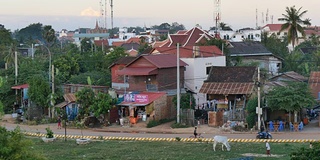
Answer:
[
  {"xmin": 75, "ymin": 87, "xmax": 95, "ymax": 118},
  {"xmin": 42, "ymin": 25, "xmax": 56, "ymax": 47},
  {"xmin": 266, "ymin": 82, "xmax": 316, "ymax": 122},
  {"xmin": 53, "ymin": 54, "xmax": 80, "ymax": 82},
  {"xmin": 246, "ymin": 97, "xmax": 258, "ymax": 128},
  {"xmin": 27, "ymin": 75, "xmax": 51, "ymax": 110},
  {"xmin": 172, "ymin": 93, "xmax": 196, "ymax": 109},
  {"xmin": 278, "ymin": 6, "xmax": 311, "ymax": 49},
  {"xmin": 0, "ymin": 126, "xmax": 46, "ymax": 160},
  {"xmin": 90, "ymin": 92, "xmax": 116, "ymax": 124}
]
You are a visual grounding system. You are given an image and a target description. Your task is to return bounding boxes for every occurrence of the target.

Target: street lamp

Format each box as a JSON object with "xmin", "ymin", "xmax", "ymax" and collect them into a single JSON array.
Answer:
[{"xmin": 34, "ymin": 43, "xmax": 54, "ymax": 117}]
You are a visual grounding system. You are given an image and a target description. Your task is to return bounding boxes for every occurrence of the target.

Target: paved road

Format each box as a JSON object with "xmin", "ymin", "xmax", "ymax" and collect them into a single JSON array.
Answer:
[{"xmin": 1, "ymin": 119, "xmax": 319, "ymax": 140}]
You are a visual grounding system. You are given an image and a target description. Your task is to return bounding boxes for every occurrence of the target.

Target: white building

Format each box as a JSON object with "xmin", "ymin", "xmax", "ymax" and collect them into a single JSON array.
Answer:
[{"xmin": 181, "ymin": 56, "xmax": 226, "ymax": 106}]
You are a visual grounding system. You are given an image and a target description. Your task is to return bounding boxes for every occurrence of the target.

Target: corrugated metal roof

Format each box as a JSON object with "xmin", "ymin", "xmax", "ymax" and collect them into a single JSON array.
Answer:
[
  {"xmin": 64, "ymin": 93, "xmax": 76, "ymax": 103},
  {"xmin": 199, "ymin": 82, "xmax": 254, "ymax": 94}
]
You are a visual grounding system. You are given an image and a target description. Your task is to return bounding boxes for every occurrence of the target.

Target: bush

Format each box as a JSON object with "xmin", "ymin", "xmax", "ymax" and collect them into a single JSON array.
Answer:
[
  {"xmin": 0, "ymin": 126, "xmax": 46, "ymax": 160},
  {"xmin": 45, "ymin": 127, "xmax": 54, "ymax": 138},
  {"xmin": 171, "ymin": 122, "xmax": 189, "ymax": 128},
  {"xmin": 147, "ymin": 120, "xmax": 159, "ymax": 128}
]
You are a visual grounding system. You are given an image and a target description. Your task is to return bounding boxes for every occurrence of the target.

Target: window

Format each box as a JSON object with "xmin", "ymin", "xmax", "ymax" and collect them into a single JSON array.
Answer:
[{"xmin": 206, "ymin": 66, "xmax": 212, "ymax": 75}]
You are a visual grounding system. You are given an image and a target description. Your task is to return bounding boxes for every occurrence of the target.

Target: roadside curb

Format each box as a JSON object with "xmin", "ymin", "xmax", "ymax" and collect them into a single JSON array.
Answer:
[{"xmin": 23, "ymin": 132, "xmax": 320, "ymax": 143}]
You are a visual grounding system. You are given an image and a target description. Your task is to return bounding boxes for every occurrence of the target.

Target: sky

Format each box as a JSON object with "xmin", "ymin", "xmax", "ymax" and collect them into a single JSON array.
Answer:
[{"xmin": 1, "ymin": 0, "xmax": 320, "ymax": 32}]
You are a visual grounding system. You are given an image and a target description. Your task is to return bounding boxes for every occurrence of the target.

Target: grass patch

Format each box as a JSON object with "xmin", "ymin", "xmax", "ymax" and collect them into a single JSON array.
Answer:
[{"xmin": 29, "ymin": 137, "xmax": 309, "ymax": 160}]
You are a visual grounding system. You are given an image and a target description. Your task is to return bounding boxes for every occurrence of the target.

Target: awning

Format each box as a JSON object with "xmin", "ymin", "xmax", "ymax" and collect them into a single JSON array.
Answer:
[
  {"xmin": 199, "ymin": 82, "xmax": 254, "ymax": 95},
  {"xmin": 117, "ymin": 68, "xmax": 158, "ymax": 76},
  {"xmin": 11, "ymin": 84, "xmax": 29, "ymax": 89},
  {"xmin": 64, "ymin": 93, "xmax": 76, "ymax": 103},
  {"xmin": 54, "ymin": 101, "xmax": 69, "ymax": 108}
]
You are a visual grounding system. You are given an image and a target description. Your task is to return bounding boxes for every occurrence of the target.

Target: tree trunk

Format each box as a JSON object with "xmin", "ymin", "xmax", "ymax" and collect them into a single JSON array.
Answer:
[{"xmin": 294, "ymin": 111, "xmax": 298, "ymax": 123}]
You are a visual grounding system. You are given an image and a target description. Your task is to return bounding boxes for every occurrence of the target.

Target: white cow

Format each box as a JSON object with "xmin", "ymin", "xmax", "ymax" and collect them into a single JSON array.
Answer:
[{"xmin": 213, "ymin": 135, "xmax": 231, "ymax": 151}]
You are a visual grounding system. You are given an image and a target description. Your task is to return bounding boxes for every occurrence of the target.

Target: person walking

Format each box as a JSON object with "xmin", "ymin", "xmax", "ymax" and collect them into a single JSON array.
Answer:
[
  {"xmin": 265, "ymin": 140, "xmax": 271, "ymax": 156},
  {"xmin": 194, "ymin": 126, "xmax": 198, "ymax": 138},
  {"xmin": 57, "ymin": 116, "xmax": 62, "ymax": 129}
]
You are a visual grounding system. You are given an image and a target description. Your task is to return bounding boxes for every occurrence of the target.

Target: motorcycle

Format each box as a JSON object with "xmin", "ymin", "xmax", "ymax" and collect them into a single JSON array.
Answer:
[{"xmin": 256, "ymin": 131, "xmax": 272, "ymax": 139}]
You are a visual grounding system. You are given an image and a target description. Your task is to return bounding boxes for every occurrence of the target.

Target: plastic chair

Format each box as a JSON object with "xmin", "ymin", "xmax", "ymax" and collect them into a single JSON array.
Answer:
[
  {"xmin": 298, "ymin": 121, "xmax": 304, "ymax": 131},
  {"xmin": 279, "ymin": 121, "xmax": 284, "ymax": 131},
  {"xmin": 268, "ymin": 121, "xmax": 274, "ymax": 132},
  {"xmin": 289, "ymin": 122, "xmax": 294, "ymax": 131}
]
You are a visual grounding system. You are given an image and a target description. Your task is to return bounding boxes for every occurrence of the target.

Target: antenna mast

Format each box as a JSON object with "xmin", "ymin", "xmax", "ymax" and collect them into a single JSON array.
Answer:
[
  {"xmin": 110, "ymin": 0, "xmax": 114, "ymax": 31},
  {"xmin": 214, "ymin": 0, "xmax": 221, "ymax": 35},
  {"xmin": 99, "ymin": 0, "xmax": 107, "ymax": 29},
  {"xmin": 256, "ymin": 8, "xmax": 258, "ymax": 29}
]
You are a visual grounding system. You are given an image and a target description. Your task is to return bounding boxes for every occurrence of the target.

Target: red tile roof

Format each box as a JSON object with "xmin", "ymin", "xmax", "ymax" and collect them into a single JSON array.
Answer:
[
  {"xmin": 94, "ymin": 39, "xmax": 109, "ymax": 46},
  {"xmin": 199, "ymin": 82, "xmax": 254, "ymax": 94},
  {"xmin": 126, "ymin": 37, "xmax": 141, "ymax": 44},
  {"xmin": 309, "ymin": 71, "xmax": 320, "ymax": 99},
  {"xmin": 161, "ymin": 27, "xmax": 215, "ymax": 47},
  {"xmin": 112, "ymin": 41, "xmax": 125, "ymax": 47},
  {"xmin": 262, "ymin": 24, "xmax": 285, "ymax": 31},
  {"xmin": 141, "ymin": 54, "xmax": 188, "ymax": 68}
]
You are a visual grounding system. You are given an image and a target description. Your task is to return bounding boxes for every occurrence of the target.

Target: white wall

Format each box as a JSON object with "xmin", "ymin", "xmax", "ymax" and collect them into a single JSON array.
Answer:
[{"xmin": 181, "ymin": 56, "xmax": 226, "ymax": 106}]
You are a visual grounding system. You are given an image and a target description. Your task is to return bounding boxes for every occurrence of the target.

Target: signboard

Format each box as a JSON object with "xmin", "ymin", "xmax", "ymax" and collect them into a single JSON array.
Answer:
[
  {"xmin": 135, "ymin": 94, "xmax": 148, "ymax": 103},
  {"xmin": 124, "ymin": 94, "xmax": 149, "ymax": 103}
]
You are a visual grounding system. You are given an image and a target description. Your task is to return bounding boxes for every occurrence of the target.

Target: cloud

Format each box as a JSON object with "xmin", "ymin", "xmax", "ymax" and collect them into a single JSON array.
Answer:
[{"xmin": 80, "ymin": 7, "xmax": 100, "ymax": 17}]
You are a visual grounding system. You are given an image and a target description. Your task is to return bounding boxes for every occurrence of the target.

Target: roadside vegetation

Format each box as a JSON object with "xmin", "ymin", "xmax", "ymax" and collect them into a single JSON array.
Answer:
[{"xmin": 28, "ymin": 137, "xmax": 314, "ymax": 160}]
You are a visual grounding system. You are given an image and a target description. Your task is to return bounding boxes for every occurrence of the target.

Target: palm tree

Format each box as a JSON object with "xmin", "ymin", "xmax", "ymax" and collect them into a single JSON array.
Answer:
[
  {"xmin": 4, "ymin": 43, "xmax": 16, "ymax": 68},
  {"xmin": 278, "ymin": 6, "xmax": 311, "ymax": 49}
]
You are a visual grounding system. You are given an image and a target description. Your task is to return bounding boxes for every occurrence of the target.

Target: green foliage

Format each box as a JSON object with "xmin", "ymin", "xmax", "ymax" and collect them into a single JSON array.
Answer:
[
  {"xmin": 42, "ymin": 25, "xmax": 56, "ymax": 47},
  {"xmin": 15, "ymin": 23, "xmax": 43, "ymax": 42},
  {"xmin": 146, "ymin": 120, "xmax": 160, "ymax": 128},
  {"xmin": 0, "ymin": 27, "xmax": 13, "ymax": 46},
  {"xmin": 75, "ymin": 87, "xmax": 95, "ymax": 117},
  {"xmin": 290, "ymin": 142, "xmax": 320, "ymax": 159},
  {"xmin": 172, "ymin": 93, "xmax": 196, "ymax": 109},
  {"xmin": 90, "ymin": 92, "xmax": 115, "ymax": 117},
  {"xmin": 53, "ymin": 54, "xmax": 80, "ymax": 82},
  {"xmin": 171, "ymin": 122, "xmax": 189, "ymax": 128},
  {"xmin": 45, "ymin": 127, "xmax": 54, "ymax": 138},
  {"xmin": 0, "ymin": 126, "xmax": 46, "ymax": 160},
  {"xmin": 261, "ymin": 33, "xmax": 289, "ymax": 59},
  {"xmin": 69, "ymin": 71, "xmax": 109, "ymax": 86},
  {"xmin": 266, "ymin": 82, "xmax": 316, "ymax": 112},
  {"xmin": 246, "ymin": 97, "xmax": 258, "ymax": 128},
  {"xmin": 278, "ymin": 6, "xmax": 311, "ymax": 48},
  {"xmin": 27, "ymin": 75, "xmax": 51, "ymax": 108}
]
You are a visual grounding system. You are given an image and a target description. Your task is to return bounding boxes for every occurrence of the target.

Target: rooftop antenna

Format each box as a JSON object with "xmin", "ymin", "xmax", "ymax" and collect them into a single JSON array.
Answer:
[
  {"xmin": 256, "ymin": 8, "xmax": 258, "ymax": 29},
  {"xmin": 261, "ymin": 12, "xmax": 264, "ymax": 26},
  {"xmin": 99, "ymin": 0, "xmax": 107, "ymax": 29},
  {"xmin": 271, "ymin": 15, "xmax": 274, "ymax": 24},
  {"xmin": 110, "ymin": 0, "xmax": 114, "ymax": 32},
  {"xmin": 266, "ymin": 9, "xmax": 269, "ymax": 24},
  {"xmin": 214, "ymin": 0, "xmax": 221, "ymax": 36}
]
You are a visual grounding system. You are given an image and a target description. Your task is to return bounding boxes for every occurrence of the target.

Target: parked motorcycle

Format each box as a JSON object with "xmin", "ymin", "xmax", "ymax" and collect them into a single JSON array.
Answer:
[{"xmin": 256, "ymin": 131, "xmax": 272, "ymax": 139}]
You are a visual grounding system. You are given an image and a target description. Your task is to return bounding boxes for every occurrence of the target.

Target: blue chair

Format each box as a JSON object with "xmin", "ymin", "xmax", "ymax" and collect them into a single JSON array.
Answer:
[
  {"xmin": 279, "ymin": 121, "xmax": 284, "ymax": 131},
  {"xmin": 289, "ymin": 122, "xmax": 294, "ymax": 131},
  {"xmin": 298, "ymin": 121, "xmax": 304, "ymax": 131},
  {"xmin": 268, "ymin": 121, "xmax": 274, "ymax": 132}
]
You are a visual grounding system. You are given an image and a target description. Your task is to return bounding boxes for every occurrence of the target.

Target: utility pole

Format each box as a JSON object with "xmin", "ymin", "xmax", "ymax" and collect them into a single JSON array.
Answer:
[
  {"xmin": 256, "ymin": 67, "xmax": 262, "ymax": 130},
  {"xmin": 177, "ymin": 43, "xmax": 180, "ymax": 123},
  {"xmin": 51, "ymin": 65, "xmax": 55, "ymax": 118}
]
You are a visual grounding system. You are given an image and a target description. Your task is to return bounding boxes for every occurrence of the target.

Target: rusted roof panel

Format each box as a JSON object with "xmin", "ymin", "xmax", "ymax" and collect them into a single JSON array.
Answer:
[{"xmin": 199, "ymin": 82, "xmax": 254, "ymax": 95}]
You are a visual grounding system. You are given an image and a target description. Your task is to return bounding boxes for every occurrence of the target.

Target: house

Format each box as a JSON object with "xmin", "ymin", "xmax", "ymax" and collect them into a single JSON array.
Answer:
[
  {"xmin": 199, "ymin": 66, "xmax": 257, "ymax": 126},
  {"xmin": 115, "ymin": 54, "xmax": 187, "ymax": 92},
  {"xmin": 150, "ymin": 45, "xmax": 225, "ymax": 105},
  {"xmin": 228, "ymin": 41, "xmax": 282, "ymax": 75},
  {"xmin": 150, "ymin": 27, "xmax": 226, "ymax": 106},
  {"xmin": 109, "ymin": 56, "xmax": 137, "ymax": 91},
  {"xmin": 212, "ymin": 28, "xmax": 262, "ymax": 42},
  {"xmin": 264, "ymin": 71, "xmax": 308, "ymax": 122},
  {"xmin": 55, "ymin": 84, "xmax": 110, "ymax": 121},
  {"xmin": 159, "ymin": 27, "xmax": 215, "ymax": 47},
  {"xmin": 111, "ymin": 54, "xmax": 188, "ymax": 123}
]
